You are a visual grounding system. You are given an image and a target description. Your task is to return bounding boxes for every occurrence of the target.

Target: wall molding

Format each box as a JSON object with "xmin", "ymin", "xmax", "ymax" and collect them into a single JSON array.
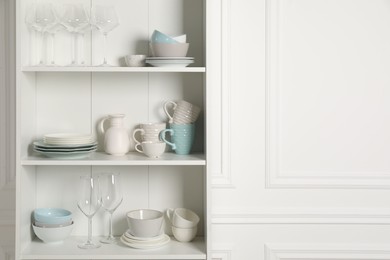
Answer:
[
  {"xmin": 264, "ymin": 0, "xmax": 390, "ymax": 189},
  {"xmin": 0, "ymin": 246, "xmax": 14, "ymax": 260},
  {"xmin": 265, "ymin": 244, "xmax": 390, "ymax": 260},
  {"xmin": 211, "ymin": 0, "xmax": 234, "ymax": 189},
  {"xmin": 212, "ymin": 249, "xmax": 232, "ymax": 260},
  {"xmin": 212, "ymin": 208, "xmax": 390, "ymax": 224}
]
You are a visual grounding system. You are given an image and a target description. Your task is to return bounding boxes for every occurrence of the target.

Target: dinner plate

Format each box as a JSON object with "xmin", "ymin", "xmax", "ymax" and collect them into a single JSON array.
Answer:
[
  {"xmin": 34, "ymin": 148, "xmax": 97, "ymax": 159},
  {"xmin": 146, "ymin": 57, "xmax": 194, "ymax": 60},
  {"xmin": 33, "ymin": 141, "xmax": 98, "ymax": 149},
  {"xmin": 146, "ymin": 61, "xmax": 194, "ymax": 68},
  {"xmin": 120, "ymin": 234, "xmax": 170, "ymax": 249},
  {"xmin": 34, "ymin": 146, "xmax": 97, "ymax": 153},
  {"xmin": 124, "ymin": 231, "xmax": 165, "ymax": 242}
]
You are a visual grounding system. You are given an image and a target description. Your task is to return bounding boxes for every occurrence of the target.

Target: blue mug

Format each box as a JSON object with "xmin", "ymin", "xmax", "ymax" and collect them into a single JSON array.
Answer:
[{"xmin": 160, "ymin": 124, "xmax": 195, "ymax": 155}]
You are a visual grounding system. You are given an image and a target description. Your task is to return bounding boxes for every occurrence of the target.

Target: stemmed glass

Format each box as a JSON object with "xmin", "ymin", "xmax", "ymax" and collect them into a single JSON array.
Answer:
[
  {"xmin": 61, "ymin": 4, "xmax": 89, "ymax": 66},
  {"xmin": 46, "ymin": 22, "xmax": 65, "ymax": 66},
  {"xmin": 90, "ymin": 5, "xmax": 119, "ymax": 66},
  {"xmin": 25, "ymin": 3, "xmax": 57, "ymax": 66},
  {"xmin": 100, "ymin": 173, "xmax": 123, "ymax": 244},
  {"xmin": 77, "ymin": 176, "xmax": 102, "ymax": 249}
]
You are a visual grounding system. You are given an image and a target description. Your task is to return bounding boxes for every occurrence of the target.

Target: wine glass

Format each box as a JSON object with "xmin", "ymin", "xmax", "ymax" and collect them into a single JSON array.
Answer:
[
  {"xmin": 25, "ymin": 3, "xmax": 57, "ymax": 65},
  {"xmin": 100, "ymin": 173, "xmax": 123, "ymax": 244},
  {"xmin": 90, "ymin": 5, "xmax": 119, "ymax": 66},
  {"xmin": 46, "ymin": 22, "xmax": 65, "ymax": 66},
  {"xmin": 61, "ymin": 4, "xmax": 89, "ymax": 66},
  {"xmin": 77, "ymin": 176, "xmax": 102, "ymax": 249}
]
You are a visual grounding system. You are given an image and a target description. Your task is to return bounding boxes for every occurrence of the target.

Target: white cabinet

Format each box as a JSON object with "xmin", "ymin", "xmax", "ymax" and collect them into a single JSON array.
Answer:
[{"xmin": 15, "ymin": 0, "xmax": 211, "ymax": 259}]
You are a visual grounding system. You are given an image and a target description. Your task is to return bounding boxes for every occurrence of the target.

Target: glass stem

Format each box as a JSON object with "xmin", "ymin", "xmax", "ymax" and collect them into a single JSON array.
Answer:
[
  {"xmin": 80, "ymin": 33, "xmax": 85, "ymax": 65},
  {"xmin": 103, "ymin": 33, "xmax": 108, "ymax": 65},
  {"xmin": 87, "ymin": 217, "xmax": 92, "ymax": 244},
  {"xmin": 71, "ymin": 33, "xmax": 76, "ymax": 65},
  {"xmin": 108, "ymin": 212, "xmax": 113, "ymax": 239},
  {"xmin": 39, "ymin": 32, "xmax": 45, "ymax": 65},
  {"xmin": 50, "ymin": 33, "xmax": 55, "ymax": 65}
]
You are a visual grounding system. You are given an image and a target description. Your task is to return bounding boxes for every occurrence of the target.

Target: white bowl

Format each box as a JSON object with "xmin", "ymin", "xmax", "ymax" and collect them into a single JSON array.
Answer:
[
  {"xmin": 172, "ymin": 226, "xmax": 197, "ymax": 242},
  {"xmin": 150, "ymin": 43, "xmax": 189, "ymax": 57},
  {"xmin": 172, "ymin": 34, "xmax": 187, "ymax": 43},
  {"xmin": 32, "ymin": 222, "xmax": 74, "ymax": 244},
  {"xmin": 125, "ymin": 54, "xmax": 147, "ymax": 67},
  {"xmin": 127, "ymin": 209, "xmax": 164, "ymax": 238}
]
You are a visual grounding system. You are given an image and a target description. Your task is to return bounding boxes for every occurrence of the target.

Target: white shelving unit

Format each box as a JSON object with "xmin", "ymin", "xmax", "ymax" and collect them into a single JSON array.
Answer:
[{"xmin": 16, "ymin": 0, "xmax": 211, "ymax": 259}]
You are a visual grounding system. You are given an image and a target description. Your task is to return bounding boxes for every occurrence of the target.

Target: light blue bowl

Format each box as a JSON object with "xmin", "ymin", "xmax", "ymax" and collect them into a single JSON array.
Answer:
[
  {"xmin": 34, "ymin": 208, "xmax": 72, "ymax": 225},
  {"xmin": 151, "ymin": 30, "xmax": 178, "ymax": 44}
]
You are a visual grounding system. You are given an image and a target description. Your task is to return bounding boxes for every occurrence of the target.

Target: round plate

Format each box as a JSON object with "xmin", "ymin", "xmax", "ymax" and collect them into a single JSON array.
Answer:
[
  {"xmin": 120, "ymin": 234, "xmax": 170, "ymax": 249},
  {"xmin": 33, "ymin": 148, "xmax": 97, "ymax": 159},
  {"xmin": 34, "ymin": 141, "xmax": 98, "ymax": 149}
]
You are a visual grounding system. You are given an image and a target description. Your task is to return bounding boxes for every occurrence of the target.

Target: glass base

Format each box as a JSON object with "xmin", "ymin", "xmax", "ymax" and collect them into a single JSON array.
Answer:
[
  {"xmin": 78, "ymin": 241, "xmax": 101, "ymax": 249},
  {"xmin": 100, "ymin": 236, "xmax": 118, "ymax": 244},
  {"xmin": 96, "ymin": 63, "xmax": 115, "ymax": 67}
]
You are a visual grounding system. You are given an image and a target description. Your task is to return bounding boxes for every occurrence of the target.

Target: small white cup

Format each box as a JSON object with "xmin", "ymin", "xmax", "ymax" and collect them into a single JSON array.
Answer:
[
  {"xmin": 135, "ymin": 141, "xmax": 166, "ymax": 158},
  {"xmin": 172, "ymin": 226, "xmax": 197, "ymax": 242},
  {"xmin": 125, "ymin": 54, "xmax": 147, "ymax": 67},
  {"xmin": 166, "ymin": 208, "xmax": 200, "ymax": 228},
  {"xmin": 133, "ymin": 123, "xmax": 166, "ymax": 145}
]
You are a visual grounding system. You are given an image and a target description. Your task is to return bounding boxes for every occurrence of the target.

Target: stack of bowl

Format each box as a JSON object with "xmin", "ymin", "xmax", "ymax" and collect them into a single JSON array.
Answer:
[
  {"xmin": 147, "ymin": 30, "xmax": 194, "ymax": 67},
  {"xmin": 32, "ymin": 208, "xmax": 74, "ymax": 244},
  {"xmin": 120, "ymin": 209, "xmax": 171, "ymax": 249},
  {"xmin": 166, "ymin": 208, "xmax": 199, "ymax": 242}
]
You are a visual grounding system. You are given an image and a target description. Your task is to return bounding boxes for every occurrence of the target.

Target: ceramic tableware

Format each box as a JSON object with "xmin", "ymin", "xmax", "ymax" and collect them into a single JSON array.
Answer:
[
  {"xmin": 151, "ymin": 30, "xmax": 178, "ymax": 44},
  {"xmin": 150, "ymin": 43, "xmax": 189, "ymax": 57},
  {"xmin": 166, "ymin": 208, "xmax": 200, "ymax": 228},
  {"xmin": 135, "ymin": 141, "xmax": 166, "ymax": 158},
  {"xmin": 171, "ymin": 226, "xmax": 197, "ymax": 242},
  {"xmin": 163, "ymin": 100, "xmax": 200, "ymax": 124},
  {"xmin": 160, "ymin": 124, "xmax": 195, "ymax": 155},
  {"xmin": 98, "ymin": 114, "xmax": 130, "ymax": 156},
  {"xmin": 125, "ymin": 54, "xmax": 146, "ymax": 67},
  {"xmin": 34, "ymin": 208, "xmax": 72, "ymax": 225},
  {"xmin": 132, "ymin": 122, "xmax": 166, "ymax": 145},
  {"xmin": 126, "ymin": 209, "xmax": 164, "ymax": 238},
  {"xmin": 32, "ymin": 222, "xmax": 74, "ymax": 244}
]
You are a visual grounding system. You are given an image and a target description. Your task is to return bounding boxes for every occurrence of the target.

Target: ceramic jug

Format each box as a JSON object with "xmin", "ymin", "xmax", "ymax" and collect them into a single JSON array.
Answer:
[{"xmin": 98, "ymin": 114, "xmax": 130, "ymax": 156}]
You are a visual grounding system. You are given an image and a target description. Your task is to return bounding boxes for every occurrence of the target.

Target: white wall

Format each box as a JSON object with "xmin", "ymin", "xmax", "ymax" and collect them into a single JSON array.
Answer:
[{"xmin": 211, "ymin": 0, "xmax": 390, "ymax": 259}]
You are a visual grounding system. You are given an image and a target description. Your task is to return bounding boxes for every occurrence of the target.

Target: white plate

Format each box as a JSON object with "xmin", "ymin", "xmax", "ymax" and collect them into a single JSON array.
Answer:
[
  {"xmin": 146, "ymin": 61, "xmax": 194, "ymax": 68},
  {"xmin": 34, "ymin": 146, "xmax": 97, "ymax": 153},
  {"xmin": 146, "ymin": 57, "xmax": 194, "ymax": 60},
  {"xmin": 34, "ymin": 148, "xmax": 97, "ymax": 159},
  {"xmin": 34, "ymin": 141, "xmax": 98, "ymax": 150},
  {"xmin": 146, "ymin": 60, "xmax": 195, "ymax": 64},
  {"xmin": 124, "ymin": 231, "xmax": 165, "ymax": 242},
  {"xmin": 120, "ymin": 234, "xmax": 170, "ymax": 249},
  {"xmin": 44, "ymin": 133, "xmax": 94, "ymax": 139}
]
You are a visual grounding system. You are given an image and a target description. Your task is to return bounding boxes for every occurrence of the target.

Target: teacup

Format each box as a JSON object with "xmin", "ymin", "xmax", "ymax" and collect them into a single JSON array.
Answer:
[
  {"xmin": 166, "ymin": 208, "xmax": 200, "ymax": 228},
  {"xmin": 159, "ymin": 124, "xmax": 195, "ymax": 155},
  {"xmin": 163, "ymin": 100, "xmax": 201, "ymax": 124},
  {"xmin": 132, "ymin": 123, "xmax": 166, "ymax": 145},
  {"xmin": 172, "ymin": 226, "xmax": 197, "ymax": 242},
  {"xmin": 135, "ymin": 141, "xmax": 166, "ymax": 158}
]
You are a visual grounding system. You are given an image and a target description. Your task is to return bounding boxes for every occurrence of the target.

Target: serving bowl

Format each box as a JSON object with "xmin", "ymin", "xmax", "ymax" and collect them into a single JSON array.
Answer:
[
  {"xmin": 34, "ymin": 208, "xmax": 72, "ymax": 225},
  {"xmin": 127, "ymin": 209, "xmax": 164, "ymax": 238},
  {"xmin": 150, "ymin": 43, "xmax": 189, "ymax": 57},
  {"xmin": 151, "ymin": 30, "xmax": 178, "ymax": 44},
  {"xmin": 32, "ymin": 222, "xmax": 74, "ymax": 244}
]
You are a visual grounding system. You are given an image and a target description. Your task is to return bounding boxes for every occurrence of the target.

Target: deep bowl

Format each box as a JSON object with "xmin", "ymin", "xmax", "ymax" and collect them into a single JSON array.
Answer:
[
  {"xmin": 126, "ymin": 209, "xmax": 164, "ymax": 238},
  {"xmin": 150, "ymin": 43, "xmax": 189, "ymax": 57},
  {"xmin": 151, "ymin": 30, "xmax": 178, "ymax": 44},
  {"xmin": 34, "ymin": 208, "xmax": 72, "ymax": 225},
  {"xmin": 172, "ymin": 225, "xmax": 197, "ymax": 242},
  {"xmin": 32, "ymin": 222, "xmax": 74, "ymax": 244}
]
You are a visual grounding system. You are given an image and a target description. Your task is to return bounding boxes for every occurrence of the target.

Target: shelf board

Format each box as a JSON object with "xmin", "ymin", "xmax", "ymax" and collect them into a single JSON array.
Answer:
[
  {"xmin": 21, "ymin": 236, "xmax": 206, "ymax": 260},
  {"xmin": 21, "ymin": 152, "xmax": 206, "ymax": 166},
  {"xmin": 21, "ymin": 66, "xmax": 206, "ymax": 73}
]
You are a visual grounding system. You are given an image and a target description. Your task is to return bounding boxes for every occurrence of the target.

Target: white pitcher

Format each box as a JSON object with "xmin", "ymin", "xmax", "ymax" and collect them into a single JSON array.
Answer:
[{"xmin": 98, "ymin": 114, "xmax": 130, "ymax": 156}]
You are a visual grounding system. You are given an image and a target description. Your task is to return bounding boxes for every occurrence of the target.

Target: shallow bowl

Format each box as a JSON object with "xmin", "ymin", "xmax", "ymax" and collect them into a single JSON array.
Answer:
[
  {"xmin": 34, "ymin": 208, "xmax": 72, "ymax": 225},
  {"xmin": 150, "ymin": 43, "xmax": 189, "ymax": 57},
  {"xmin": 151, "ymin": 30, "xmax": 178, "ymax": 44}
]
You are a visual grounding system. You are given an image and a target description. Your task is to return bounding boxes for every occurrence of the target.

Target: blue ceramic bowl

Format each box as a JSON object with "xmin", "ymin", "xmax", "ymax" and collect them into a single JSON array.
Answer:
[
  {"xmin": 34, "ymin": 208, "xmax": 72, "ymax": 225},
  {"xmin": 151, "ymin": 30, "xmax": 178, "ymax": 44}
]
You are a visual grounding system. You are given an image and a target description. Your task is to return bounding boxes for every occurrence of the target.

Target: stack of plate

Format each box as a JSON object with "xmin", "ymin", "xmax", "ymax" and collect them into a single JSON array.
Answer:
[
  {"xmin": 33, "ymin": 133, "xmax": 97, "ymax": 159},
  {"xmin": 120, "ymin": 230, "xmax": 170, "ymax": 249},
  {"xmin": 146, "ymin": 57, "xmax": 194, "ymax": 68}
]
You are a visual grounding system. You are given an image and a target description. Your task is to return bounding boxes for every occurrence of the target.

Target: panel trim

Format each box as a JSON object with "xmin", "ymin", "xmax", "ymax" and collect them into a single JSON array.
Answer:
[
  {"xmin": 212, "ymin": 208, "xmax": 390, "ymax": 224},
  {"xmin": 265, "ymin": 244, "xmax": 390, "ymax": 260},
  {"xmin": 212, "ymin": 250, "xmax": 232, "ymax": 260},
  {"xmin": 264, "ymin": 0, "xmax": 390, "ymax": 189}
]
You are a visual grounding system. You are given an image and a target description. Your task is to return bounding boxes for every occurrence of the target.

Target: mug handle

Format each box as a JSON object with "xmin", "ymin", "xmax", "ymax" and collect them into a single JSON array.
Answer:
[
  {"xmin": 160, "ymin": 129, "xmax": 176, "ymax": 150},
  {"xmin": 132, "ymin": 128, "xmax": 145, "ymax": 145},
  {"xmin": 166, "ymin": 208, "xmax": 174, "ymax": 224},
  {"xmin": 134, "ymin": 143, "xmax": 143, "ymax": 153},
  {"xmin": 163, "ymin": 101, "xmax": 177, "ymax": 124}
]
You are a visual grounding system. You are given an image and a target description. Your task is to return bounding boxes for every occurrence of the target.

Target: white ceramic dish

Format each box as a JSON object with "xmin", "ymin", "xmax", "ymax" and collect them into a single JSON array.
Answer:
[
  {"xmin": 32, "ymin": 222, "xmax": 74, "ymax": 244},
  {"xmin": 34, "ymin": 148, "xmax": 97, "ymax": 159},
  {"xmin": 172, "ymin": 226, "xmax": 197, "ymax": 242},
  {"xmin": 146, "ymin": 57, "xmax": 194, "ymax": 60},
  {"xmin": 34, "ymin": 146, "xmax": 97, "ymax": 153},
  {"xmin": 126, "ymin": 209, "xmax": 164, "ymax": 238},
  {"xmin": 120, "ymin": 234, "xmax": 170, "ymax": 249},
  {"xmin": 146, "ymin": 61, "xmax": 194, "ymax": 68},
  {"xmin": 34, "ymin": 141, "xmax": 98, "ymax": 149},
  {"xmin": 124, "ymin": 231, "xmax": 165, "ymax": 242}
]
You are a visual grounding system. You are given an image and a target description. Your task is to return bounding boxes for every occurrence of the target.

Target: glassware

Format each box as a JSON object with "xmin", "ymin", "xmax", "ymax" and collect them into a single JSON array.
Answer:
[
  {"xmin": 25, "ymin": 3, "xmax": 57, "ymax": 65},
  {"xmin": 100, "ymin": 173, "xmax": 123, "ymax": 244},
  {"xmin": 90, "ymin": 5, "xmax": 119, "ymax": 66},
  {"xmin": 46, "ymin": 23, "xmax": 65, "ymax": 66},
  {"xmin": 77, "ymin": 176, "xmax": 102, "ymax": 249},
  {"xmin": 61, "ymin": 4, "xmax": 89, "ymax": 66}
]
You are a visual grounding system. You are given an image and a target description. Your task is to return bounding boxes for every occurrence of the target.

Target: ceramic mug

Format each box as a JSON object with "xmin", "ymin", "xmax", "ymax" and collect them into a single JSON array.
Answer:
[
  {"xmin": 132, "ymin": 123, "xmax": 166, "ymax": 146},
  {"xmin": 159, "ymin": 124, "xmax": 195, "ymax": 155},
  {"xmin": 135, "ymin": 141, "xmax": 166, "ymax": 158},
  {"xmin": 166, "ymin": 208, "xmax": 200, "ymax": 228},
  {"xmin": 163, "ymin": 100, "xmax": 201, "ymax": 124}
]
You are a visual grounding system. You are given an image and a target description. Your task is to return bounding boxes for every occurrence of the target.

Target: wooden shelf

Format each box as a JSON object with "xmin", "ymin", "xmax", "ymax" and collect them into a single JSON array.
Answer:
[
  {"xmin": 21, "ymin": 236, "xmax": 206, "ymax": 260},
  {"xmin": 21, "ymin": 66, "xmax": 206, "ymax": 73},
  {"xmin": 21, "ymin": 152, "xmax": 206, "ymax": 166}
]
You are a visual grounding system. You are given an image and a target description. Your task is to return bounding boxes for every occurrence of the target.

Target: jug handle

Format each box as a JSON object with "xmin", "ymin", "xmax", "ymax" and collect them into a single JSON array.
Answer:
[
  {"xmin": 163, "ymin": 101, "xmax": 177, "ymax": 124},
  {"xmin": 98, "ymin": 116, "xmax": 110, "ymax": 135}
]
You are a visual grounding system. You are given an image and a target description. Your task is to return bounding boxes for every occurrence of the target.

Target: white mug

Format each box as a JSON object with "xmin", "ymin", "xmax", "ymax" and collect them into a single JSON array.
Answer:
[
  {"xmin": 163, "ymin": 100, "xmax": 201, "ymax": 124},
  {"xmin": 132, "ymin": 123, "xmax": 166, "ymax": 145},
  {"xmin": 135, "ymin": 141, "xmax": 166, "ymax": 158},
  {"xmin": 166, "ymin": 208, "xmax": 200, "ymax": 228}
]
